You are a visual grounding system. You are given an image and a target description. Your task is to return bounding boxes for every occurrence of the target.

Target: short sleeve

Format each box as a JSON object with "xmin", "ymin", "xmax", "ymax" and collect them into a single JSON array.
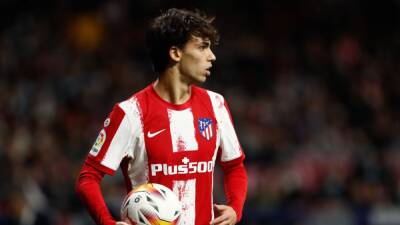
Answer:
[
  {"xmin": 86, "ymin": 99, "xmax": 140, "ymax": 175},
  {"xmin": 207, "ymin": 91, "xmax": 244, "ymax": 162}
]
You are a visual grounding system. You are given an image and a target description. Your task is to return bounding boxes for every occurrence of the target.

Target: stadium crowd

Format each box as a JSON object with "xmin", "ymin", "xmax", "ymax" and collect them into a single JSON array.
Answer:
[{"xmin": 1, "ymin": 1, "xmax": 400, "ymax": 225}]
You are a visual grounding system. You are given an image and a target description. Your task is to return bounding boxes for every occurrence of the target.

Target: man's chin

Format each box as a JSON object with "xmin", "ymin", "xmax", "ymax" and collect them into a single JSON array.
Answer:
[
  {"xmin": 197, "ymin": 77, "xmax": 207, "ymax": 84},
  {"xmin": 190, "ymin": 76, "xmax": 207, "ymax": 85}
]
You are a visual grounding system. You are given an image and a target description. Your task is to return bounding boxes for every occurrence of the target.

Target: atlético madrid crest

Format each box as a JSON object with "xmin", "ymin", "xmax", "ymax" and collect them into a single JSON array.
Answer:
[{"xmin": 198, "ymin": 118, "xmax": 213, "ymax": 140}]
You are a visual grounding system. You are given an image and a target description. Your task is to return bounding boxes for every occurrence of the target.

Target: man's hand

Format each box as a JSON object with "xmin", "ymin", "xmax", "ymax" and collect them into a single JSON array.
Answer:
[
  {"xmin": 116, "ymin": 222, "xmax": 130, "ymax": 225},
  {"xmin": 210, "ymin": 204, "xmax": 237, "ymax": 225}
]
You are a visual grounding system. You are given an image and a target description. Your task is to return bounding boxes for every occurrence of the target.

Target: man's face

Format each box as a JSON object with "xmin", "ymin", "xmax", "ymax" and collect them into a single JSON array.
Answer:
[{"xmin": 177, "ymin": 36, "xmax": 216, "ymax": 84}]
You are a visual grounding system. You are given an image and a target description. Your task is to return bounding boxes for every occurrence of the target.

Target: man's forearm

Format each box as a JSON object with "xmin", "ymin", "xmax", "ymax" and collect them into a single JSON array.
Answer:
[
  {"xmin": 221, "ymin": 157, "xmax": 248, "ymax": 221},
  {"xmin": 76, "ymin": 163, "xmax": 116, "ymax": 225}
]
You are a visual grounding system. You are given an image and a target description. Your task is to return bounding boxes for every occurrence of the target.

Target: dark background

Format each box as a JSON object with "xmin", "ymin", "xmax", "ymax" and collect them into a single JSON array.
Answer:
[{"xmin": 1, "ymin": 0, "xmax": 400, "ymax": 225}]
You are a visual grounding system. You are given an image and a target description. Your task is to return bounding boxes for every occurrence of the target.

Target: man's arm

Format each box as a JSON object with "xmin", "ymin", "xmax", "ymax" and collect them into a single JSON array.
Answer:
[
  {"xmin": 75, "ymin": 162, "xmax": 117, "ymax": 225},
  {"xmin": 207, "ymin": 92, "xmax": 248, "ymax": 224},
  {"xmin": 220, "ymin": 157, "xmax": 247, "ymax": 221},
  {"xmin": 76, "ymin": 100, "xmax": 142, "ymax": 225},
  {"xmin": 211, "ymin": 157, "xmax": 247, "ymax": 225}
]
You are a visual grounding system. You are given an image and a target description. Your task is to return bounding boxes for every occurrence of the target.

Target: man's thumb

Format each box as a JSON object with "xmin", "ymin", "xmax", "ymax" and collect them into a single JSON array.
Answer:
[{"xmin": 213, "ymin": 204, "xmax": 225, "ymax": 210}]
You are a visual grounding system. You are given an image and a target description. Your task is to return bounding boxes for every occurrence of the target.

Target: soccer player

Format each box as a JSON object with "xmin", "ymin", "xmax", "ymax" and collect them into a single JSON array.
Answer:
[{"xmin": 76, "ymin": 8, "xmax": 247, "ymax": 225}]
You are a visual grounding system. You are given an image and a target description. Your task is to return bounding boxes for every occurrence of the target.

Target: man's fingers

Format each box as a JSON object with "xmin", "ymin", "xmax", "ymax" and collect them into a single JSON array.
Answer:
[
  {"xmin": 214, "ymin": 204, "xmax": 226, "ymax": 210},
  {"xmin": 214, "ymin": 203, "xmax": 228, "ymax": 213},
  {"xmin": 210, "ymin": 215, "xmax": 226, "ymax": 225},
  {"xmin": 219, "ymin": 222, "xmax": 230, "ymax": 225},
  {"xmin": 211, "ymin": 204, "xmax": 237, "ymax": 225}
]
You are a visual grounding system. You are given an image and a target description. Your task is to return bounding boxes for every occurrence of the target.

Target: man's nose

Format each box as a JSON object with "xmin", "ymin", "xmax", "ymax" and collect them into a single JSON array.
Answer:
[{"xmin": 209, "ymin": 50, "xmax": 216, "ymax": 61}]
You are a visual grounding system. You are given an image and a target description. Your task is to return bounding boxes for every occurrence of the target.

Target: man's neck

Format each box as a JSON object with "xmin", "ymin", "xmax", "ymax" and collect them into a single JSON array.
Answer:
[{"xmin": 153, "ymin": 69, "xmax": 192, "ymax": 105}]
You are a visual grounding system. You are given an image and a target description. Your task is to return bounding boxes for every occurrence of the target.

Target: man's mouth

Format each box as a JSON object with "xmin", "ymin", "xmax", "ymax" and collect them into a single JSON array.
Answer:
[{"xmin": 205, "ymin": 66, "xmax": 212, "ymax": 76}]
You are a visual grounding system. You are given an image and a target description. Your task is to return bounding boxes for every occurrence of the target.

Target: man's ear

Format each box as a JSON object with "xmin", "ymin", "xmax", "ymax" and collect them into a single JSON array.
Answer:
[{"xmin": 169, "ymin": 46, "xmax": 182, "ymax": 62}]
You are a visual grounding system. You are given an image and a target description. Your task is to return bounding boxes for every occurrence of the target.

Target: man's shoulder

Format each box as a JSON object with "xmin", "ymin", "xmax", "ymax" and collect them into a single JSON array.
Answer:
[
  {"xmin": 115, "ymin": 84, "xmax": 152, "ymax": 114},
  {"xmin": 192, "ymin": 85, "xmax": 224, "ymax": 100},
  {"xmin": 192, "ymin": 85, "xmax": 226, "ymax": 111}
]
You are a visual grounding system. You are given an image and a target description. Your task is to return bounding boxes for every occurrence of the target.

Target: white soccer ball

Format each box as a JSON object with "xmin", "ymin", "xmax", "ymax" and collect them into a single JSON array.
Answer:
[{"xmin": 120, "ymin": 183, "xmax": 182, "ymax": 225}]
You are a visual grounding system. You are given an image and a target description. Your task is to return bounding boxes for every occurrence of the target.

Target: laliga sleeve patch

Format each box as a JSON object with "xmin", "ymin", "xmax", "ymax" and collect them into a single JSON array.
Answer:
[{"xmin": 90, "ymin": 129, "xmax": 106, "ymax": 156}]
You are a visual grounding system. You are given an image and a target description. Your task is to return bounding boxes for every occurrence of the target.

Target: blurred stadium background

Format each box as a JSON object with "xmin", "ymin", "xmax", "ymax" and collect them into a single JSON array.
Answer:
[{"xmin": 1, "ymin": 0, "xmax": 400, "ymax": 225}]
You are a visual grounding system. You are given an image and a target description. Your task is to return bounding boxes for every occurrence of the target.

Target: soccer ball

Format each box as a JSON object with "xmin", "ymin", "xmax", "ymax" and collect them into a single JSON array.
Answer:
[{"xmin": 120, "ymin": 183, "xmax": 182, "ymax": 225}]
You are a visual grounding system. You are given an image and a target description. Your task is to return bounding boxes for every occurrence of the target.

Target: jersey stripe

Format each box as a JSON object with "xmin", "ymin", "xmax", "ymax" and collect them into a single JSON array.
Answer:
[
  {"xmin": 206, "ymin": 91, "xmax": 242, "ymax": 162},
  {"xmin": 119, "ymin": 97, "xmax": 149, "ymax": 188},
  {"xmin": 167, "ymin": 108, "xmax": 198, "ymax": 152},
  {"xmin": 88, "ymin": 105, "xmax": 125, "ymax": 166},
  {"xmin": 101, "ymin": 115, "xmax": 133, "ymax": 170},
  {"xmin": 173, "ymin": 179, "xmax": 196, "ymax": 225}
]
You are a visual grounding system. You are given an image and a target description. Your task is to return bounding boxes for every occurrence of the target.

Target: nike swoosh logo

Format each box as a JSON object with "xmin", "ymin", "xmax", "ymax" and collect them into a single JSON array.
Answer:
[{"xmin": 147, "ymin": 129, "xmax": 166, "ymax": 138}]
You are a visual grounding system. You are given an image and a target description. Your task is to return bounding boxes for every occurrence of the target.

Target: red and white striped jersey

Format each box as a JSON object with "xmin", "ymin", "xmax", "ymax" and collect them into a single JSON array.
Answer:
[{"xmin": 85, "ymin": 84, "xmax": 244, "ymax": 225}]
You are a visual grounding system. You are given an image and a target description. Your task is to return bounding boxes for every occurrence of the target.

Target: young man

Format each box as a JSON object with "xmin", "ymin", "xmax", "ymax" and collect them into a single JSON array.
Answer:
[{"xmin": 76, "ymin": 8, "xmax": 247, "ymax": 225}]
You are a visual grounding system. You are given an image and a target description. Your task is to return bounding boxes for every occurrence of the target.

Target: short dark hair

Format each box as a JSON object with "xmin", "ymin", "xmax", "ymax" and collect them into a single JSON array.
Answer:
[{"xmin": 146, "ymin": 8, "xmax": 219, "ymax": 73}]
